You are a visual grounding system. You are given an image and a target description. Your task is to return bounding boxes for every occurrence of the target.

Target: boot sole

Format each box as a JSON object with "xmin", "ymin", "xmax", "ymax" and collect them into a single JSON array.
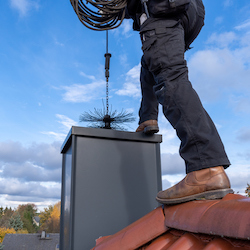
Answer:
[
  {"xmin": 144, "ymin": 126, "xmax": 159, "ymax": 134},
  {"xmin": 156, "ymin": 188, "xmax": 234, "ymax": 205}
]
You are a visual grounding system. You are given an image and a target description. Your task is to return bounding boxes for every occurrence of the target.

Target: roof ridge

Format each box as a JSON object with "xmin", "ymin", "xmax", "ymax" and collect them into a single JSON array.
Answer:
[
  {"xmin": 92, "ymin": 194, "xmax": 250, "ymax": 249},
  {"xmin": 164, "ymin": 193, "xmax": 250, "ymax": 239}
]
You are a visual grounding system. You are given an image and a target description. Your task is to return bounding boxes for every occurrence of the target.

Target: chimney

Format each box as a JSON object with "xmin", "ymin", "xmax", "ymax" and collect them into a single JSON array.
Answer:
[{"xmin": 41, "ymin": 231, "xmax": 46, "ymax": 239}]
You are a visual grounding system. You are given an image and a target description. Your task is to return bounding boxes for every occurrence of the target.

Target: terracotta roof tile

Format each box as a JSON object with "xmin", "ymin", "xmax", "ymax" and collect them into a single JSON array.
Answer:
[
  {"xmin": 140, "ymin": 233, "xmax": 178, "ymax": 250},
  {"xmin": 92, "ymin": 194, "xmax": 250, "ymax": 250},
  {"xmin": 203, "ymin": 238, "xmax": 235, "ymax": 250},
  {"xmin": 167, "ymin": 232, "xmax": 206, "ymax": 249},
  {"xmin": 138, "ymin": 230, "xmax": 250, "ymax": 250},
  {"xmin": 164, "ymin": 194, "xmax": 250, "ymax": 239}
]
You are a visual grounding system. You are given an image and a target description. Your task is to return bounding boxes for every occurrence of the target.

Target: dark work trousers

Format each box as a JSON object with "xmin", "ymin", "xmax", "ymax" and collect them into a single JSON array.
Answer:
[{"xmin": 138, "ymin": 0, "xmax": 230, "ymax": 173}]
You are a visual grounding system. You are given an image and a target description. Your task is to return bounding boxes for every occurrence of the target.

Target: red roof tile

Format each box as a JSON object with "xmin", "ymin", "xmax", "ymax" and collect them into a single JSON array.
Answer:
[
  {"xmin": 164, "ymin": 193, "xmax": 250, "ymax": 239},
  {"xmin": 139, "ymin": 230, "xmax": 250, "ymax": 250},
  {"xmin": 92, "ymin": 194, "xmax": 250, "ymax": 250}
]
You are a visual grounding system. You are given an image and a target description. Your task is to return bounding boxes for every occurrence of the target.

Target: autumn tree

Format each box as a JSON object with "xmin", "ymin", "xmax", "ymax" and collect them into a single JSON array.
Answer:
[
  {"xmin": 0, "ymin": 225, "xmax": 28, "ymax": 250},
  {"xmin": 39, "ymin": 205, "xmax": 53, "ymax": 227},
  {"xmin": 17, "ymin": 204, "xmax": 38, "ymax": 233},
  {"xmin": 0, "ymin": 227, "xmax": 16, "ymax": 243},
  {"xmin": 0, "ymin": 207, "xmax": 14, "ymax": 228},
  {"xmin": 39, "ymin": 202, "xmax": 60, "ymax": 233},
  {"xmin": 48, "ymin": 201, "xmax": 60, "ymax": 233},
  {"xmin": 245, "ymin": 183, "xmax": 250, "ymax": 197}
]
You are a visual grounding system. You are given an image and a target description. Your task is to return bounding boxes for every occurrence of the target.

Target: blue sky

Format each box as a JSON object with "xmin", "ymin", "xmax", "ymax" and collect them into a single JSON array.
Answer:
[{"xmin": 0, "ymin": 0, "xmax": 250, "ymax": 211}]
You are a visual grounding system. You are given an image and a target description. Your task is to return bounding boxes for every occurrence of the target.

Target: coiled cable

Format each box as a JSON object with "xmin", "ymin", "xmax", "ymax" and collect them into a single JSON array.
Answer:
[{"xmin": 70, "ymin": 0, "xmax": 127, "ymax": 30}]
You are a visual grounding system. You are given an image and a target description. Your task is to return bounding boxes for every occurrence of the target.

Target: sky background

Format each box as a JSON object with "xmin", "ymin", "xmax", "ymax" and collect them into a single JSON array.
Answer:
[{"xmin": 0, "ymin": 0, "xmax": 250, "ymax": 212}]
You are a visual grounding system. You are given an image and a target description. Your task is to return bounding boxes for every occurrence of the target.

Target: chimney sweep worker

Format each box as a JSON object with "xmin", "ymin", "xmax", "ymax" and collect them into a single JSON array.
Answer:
[{"xmin": 126, "ymin": 0, "xmax": 233, "ymax": 204}]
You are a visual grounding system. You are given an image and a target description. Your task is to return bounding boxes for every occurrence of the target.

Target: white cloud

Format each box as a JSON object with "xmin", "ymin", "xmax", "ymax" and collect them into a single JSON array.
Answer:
[
  {"xmin": 235, "ymin": 19, "xmax": 250, "ymax": 30},
  {"xmin": 206, "ymin": 32, "xmax": 237, "ymax": 48},
  {"xmin": 10, "ymin": 0, "xmax": 39, "ymax": 16},
  {"xmin": 62, "ymin": 80, "xmax": 106, "ymax": 103},
  {"xmin": 0, "ymin": 178, "xmax": 61, "ymax": 200},
  {"xmin": 121, "ymin": 19, "xmax": 133, "ymax": 36},
  {"xmin": 0, "ymin": 141, "xmax": 29, "ymax": 163},
  {"xmin": 116, "ymin": 63, "xmax": 141, "ymax": 97},
  {"xmin": 188, "ymin": 30, "xmax": 250, "ymax": 104},
  {"xmin": 41, "ymin": 114, "xmax": 78, "ymax": 142},
  {"xmin": 0, "ymin": 141, "xmax": 61, "ymax": 170},
  {"xmin": 161, "ymin": 178, "xmax": 171, "ymax": 190},
  {"xmin": 41, "ymin": 131, "xmax": 66, "ymax": 142},
  {"xmin": 119, "ymin": 54, "xmax": 128, "ymax": 68},
  {"xmin": 0, "ymin": 140, "xmax": 62, "ymax": 207},
  {"xmin": 226, "ymin": 166, "xmax": 250, "ymax": 195},
  {"xmin": 157, "ymin": 112, "xmax": 180, "ymax": 154},
  {"xmin": 161, "ymin": 153, "xmax": 185, "ymax": 175},
  {"xmin": 80, "ymin": 71, "xmax": 96, "ymax": 81},
  {"xmin": 162, "ymin": 174, "xmax": 185, "ymax": 189},
  {"xmin": 56, "ymin": 114, "xmax": 78, "ymax": 130},
  {"xmin": 112, "ymin": 19, "xmax": 133, "ymax": 38},
  {"xmin": 116, "ymin": 81, "xmax": 140, "ymax": 97},
  {"xmin": 2, "ymin": 162, "xmax": 61, "ymax": 182}
]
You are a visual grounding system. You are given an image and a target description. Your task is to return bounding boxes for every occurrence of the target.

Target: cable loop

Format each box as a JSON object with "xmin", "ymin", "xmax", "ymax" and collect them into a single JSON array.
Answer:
[{"xmin": 70, "ymin": 0, "xmax": 127, "ymax": 30}]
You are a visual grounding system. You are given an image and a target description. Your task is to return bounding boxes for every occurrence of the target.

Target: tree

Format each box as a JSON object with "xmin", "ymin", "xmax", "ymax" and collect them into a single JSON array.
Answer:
[
  {"xmin": 0, "ymin": 207, "xmax": 14, "ymax": 228},
  {"xmin": 0, "ymin": 227, "xmax": 16, "ymax": 243},
  {"xmin": 8, "ymin": 212, "xmax": 23, "ymax": 231},
  {"xmin": 48, "ymin": 202, "xmax": 60, "ymax": 233},
  {"xmin": 17, "ymin": 204, "xmax": 38, "ymax": 233},
  {"xmin": 0, "ymin": 207, "xmax": 3, "ymax": 218},
  {"xmin": 39, "ymin": 202, "xmax": 60, "ymax": 233},
  {"xmin": 16, "ymin": 229, "xmax": 28, "ymax": 234},
  {"xmin": 39, "ymin": 205, "xmax": 53, "ymax": 227},
  {"xmin": 245, "ymin": 183, "xmax": 250, "ymax": 197}
]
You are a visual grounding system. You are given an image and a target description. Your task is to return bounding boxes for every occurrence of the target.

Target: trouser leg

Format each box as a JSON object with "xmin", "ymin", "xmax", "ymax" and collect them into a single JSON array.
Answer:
[
  {"xmin": 140, "ymin": 18, "xmax": 230, "ymax": 173},
  {"xmin": 138, "ymin": 0, "xmax": 205, "ymax": 125},
  {"xmin": 139, "ymin": 58, "xmax": 159, "ymax": 124}
]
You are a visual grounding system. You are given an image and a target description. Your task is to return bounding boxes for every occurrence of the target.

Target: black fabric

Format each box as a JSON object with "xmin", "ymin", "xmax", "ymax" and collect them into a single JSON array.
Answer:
[
  {"xmin": 148, "ymin": 0, "xmax": 190, "ymax": 17},
  {"xmin": 139, "ymin": 17, "xmax": 230, "ymax": 173},
  {"xmin": 136, "ymin": 0, "xmax": 231, "ymax": 173}
]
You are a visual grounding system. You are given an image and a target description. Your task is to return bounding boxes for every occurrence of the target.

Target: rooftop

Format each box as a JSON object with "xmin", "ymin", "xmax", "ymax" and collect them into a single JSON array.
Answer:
[
  {"xmin": 91, "ymin": 194, "xmax": 250, "ymax": 249},
  {"xmin": 2, "ymin": 232, "xmax": 59, "ymax": 250}
]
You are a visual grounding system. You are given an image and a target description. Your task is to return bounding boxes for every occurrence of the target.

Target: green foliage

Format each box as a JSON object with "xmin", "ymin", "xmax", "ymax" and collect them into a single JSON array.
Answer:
[
  {"xmin": 39, "ymin": 206, "xmax": 53, "ymax": 226},
  {"xmin": 0, "ymin": 201, "xmax": 61, "ymax": 237},
  {"xmin": 17, "ymin": 204, "xmax": 38, "ymax": 233},
  {"xmin": 9, "ymin": 213, "xmax": 23, "ymax": 231},
  {"xmin": 0, "ymin": 208, "xmax": 3, "ymax": 218},
  {"xmin": 0, "ymin": 208, "xmax": 14, "ymax": 228}
]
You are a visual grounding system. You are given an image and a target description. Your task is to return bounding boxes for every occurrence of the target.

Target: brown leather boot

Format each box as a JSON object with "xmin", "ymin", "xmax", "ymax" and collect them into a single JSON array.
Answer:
[
  {"xmin": 156, "ymin": 166, "xmax": 233, "ymax": 205},
  {"xmin": 136, "ymin": 120, "xmax": 159, "ymax": 134}
]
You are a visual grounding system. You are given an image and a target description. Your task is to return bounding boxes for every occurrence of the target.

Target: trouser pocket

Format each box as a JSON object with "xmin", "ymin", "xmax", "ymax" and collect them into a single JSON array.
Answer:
[{"xmin": 141, "ymin": 35, "xmax": 161, "ymax": 74}]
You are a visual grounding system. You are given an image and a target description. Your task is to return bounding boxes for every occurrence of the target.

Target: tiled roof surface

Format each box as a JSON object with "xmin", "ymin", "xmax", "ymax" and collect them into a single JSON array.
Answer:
[
  {"xmin": 2, "ymin": 233, "xmax": 59, "ymax": 250},
  {"xmin": 164, "ymin": 193, "xmax": 250, "ymax": 239},
  {"xmin": 92, "ymin": 194, "xmax": 250, "ymax": 250}
]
